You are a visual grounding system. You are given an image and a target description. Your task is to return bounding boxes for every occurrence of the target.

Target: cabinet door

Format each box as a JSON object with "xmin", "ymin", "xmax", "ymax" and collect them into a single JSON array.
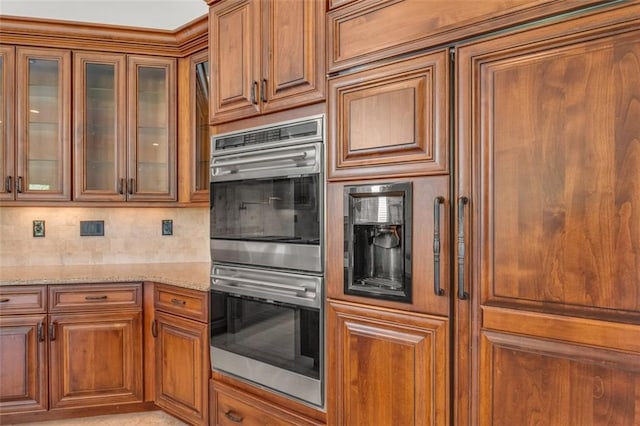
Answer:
[
  {"xmin": 260, "ymin": 0, "xmax": 325, "ymax": 114},
  {"xmin": 154, "ymin": 311, "xmax": 208, "ymax": 425},
  {"xmin": 0, "ymin": 315, "xmax": 47, "ymax": 414},
  {"xmin": 73, "ymin": 52, "xmax": 127, "ymax": 201},
  {"xmin": 328, "ymin": 49, "xmax": 449, "ymax": 180},
  {"xmin": 327, "ymin": 176, "xmax": 451, "ymax": 316},
  {"xmin": 15, "ymin": 47, "xmax": 71, "ymax": 200},
  {"xmin": 48, "ymin": 311, "xmax": 143, "ymax": 409},
  {"xmin": 455, "ymin": 5, "xmax": 640, "ymax": 425},
  {"xmin": 327, "ymin": 300, "xmax": 449, "ymax": 425},
  {"xmin": 127, "ymin": 56, "xmax": 176, "ymax": 201},
  {"xmin": 0, "ymin": 46, "xmax": 14, "ymax": 201},
  {"xmin": 209, "ymin": 0, "xmax": 261, "ymax": 124}
]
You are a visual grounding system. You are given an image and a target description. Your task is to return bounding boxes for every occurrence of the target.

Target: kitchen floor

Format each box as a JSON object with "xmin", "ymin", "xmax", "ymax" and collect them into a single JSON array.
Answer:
[{"xmin": 9, "ymin": 410, "xmax": 188, "ymax": 426}]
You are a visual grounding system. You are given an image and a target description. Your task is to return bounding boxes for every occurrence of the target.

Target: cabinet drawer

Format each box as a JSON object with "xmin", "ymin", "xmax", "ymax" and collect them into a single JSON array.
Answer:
[
  {"xmin": 154, "ymin": 284, "xmax": 208, "ymax": 322},
  {"xmin": 48, "ymin": 283, "xmax": 141, "ymax": 312},
  {"xmin": 0, "ymin": 286, "xmax": 46, "ymax": 314}
]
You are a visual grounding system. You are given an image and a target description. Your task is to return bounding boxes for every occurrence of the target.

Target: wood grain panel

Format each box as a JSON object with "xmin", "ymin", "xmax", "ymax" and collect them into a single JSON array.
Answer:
[
  {"xmin": 480, "ymin": 330, "xmax": 640, "ymax": 425},
  {"xmin": 0, "ymin": 315, "xmax": 47, "ymax": 414},
  {"xmin": 327, "ymin": 300, "xmax": 449, "ymax": 426},
  {"xmin": 328, "ymin": 50, "xmax": 448, "ymax": 180},
  {"xmin": 0, "ymin": 45, "xmax": 14, "ymax": 201}
]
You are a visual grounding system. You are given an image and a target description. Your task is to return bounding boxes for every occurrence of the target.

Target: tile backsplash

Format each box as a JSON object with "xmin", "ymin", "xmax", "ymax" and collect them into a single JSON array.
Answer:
[{"xmin": 0, "ymin": 207, "xmax": 209, "ymax": 267}]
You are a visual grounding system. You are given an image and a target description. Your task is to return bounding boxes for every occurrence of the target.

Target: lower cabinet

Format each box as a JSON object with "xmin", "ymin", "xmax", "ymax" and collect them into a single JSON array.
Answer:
[
  {"xmin": 211, "ymin": 381, "xmax": 324, "ymax": 426},
  {"xmin": 153, "ymin": 283, "xmax": 209, "ymax": 426},
  {"xmin": 327, "ymin": 300, "xmax": 450, "ymax": 426}
]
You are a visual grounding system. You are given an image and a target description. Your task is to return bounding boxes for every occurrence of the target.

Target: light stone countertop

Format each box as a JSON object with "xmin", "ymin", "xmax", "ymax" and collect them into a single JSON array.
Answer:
[{"xmin": 0, "ymin": 262, "xmax": 212, "ymax": 291}]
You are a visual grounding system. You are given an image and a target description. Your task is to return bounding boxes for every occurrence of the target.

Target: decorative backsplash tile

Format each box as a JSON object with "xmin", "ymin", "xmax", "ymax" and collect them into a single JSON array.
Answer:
[{"xmin": 0, "ymin": 207, "xmax": 209, "ymax": 267}]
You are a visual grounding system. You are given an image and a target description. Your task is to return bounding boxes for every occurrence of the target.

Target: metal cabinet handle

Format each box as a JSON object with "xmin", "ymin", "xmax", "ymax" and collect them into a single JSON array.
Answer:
[
  {"xmin": 224, "ymin": 410, "xmax": 244, "ymax": 423},
  {"xmin": 5, "ymin": 176, "xmax": 12, "ymax": 193},
  {"xmin": 85, "ymin": 295, "xmax": 108, "ymax": 301},
  {"xmin": 250, "ymin": 81, "xmax": 258, "ymax": 105},
  {"xmin": 433, "ymin": 196, "xmax": 445, "ymax": 296},
  {"xmin": 128, "ymin": 178, "xmax": 135, "ymax": 195},
  {"xmin": 16, "ymin": 176, "xmax": 23, "ymax": 193},
  {"xmin": 261, "ymin": 79, "xmax": 267, "ymax": 103},
  {"xmin": 170, "ymin": 298, "xmax": 186, "ymax": 306},
  {"xmin": 37, "ymin": 321, "xmax": 45, "ymax": 342},
  {"xmin": 457, "ymin": 196, "xmax": 469, "ymax": 300},
  {"xmin": 118, "ymin": 178, "xmax": 125, "ymax": 195},
  {"xmin": 0, "ymin": 298, "xmax": 9, "ymax": 303},
  {"xmin": 49, "ymin": 321, "xmax": 57, "ymax": 341},
  {"xmin": 151, "ymin": 319, "xmax": 158, "ymax": 338}
]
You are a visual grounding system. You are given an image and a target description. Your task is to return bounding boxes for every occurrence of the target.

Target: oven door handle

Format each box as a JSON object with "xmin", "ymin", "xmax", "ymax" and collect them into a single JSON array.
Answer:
[
  {"xmin": 212, "ymin": 274, "xmax": 309, "ymax": 294},
  {"xmin": 212, "ymin": 151, "xmax": 307, "ymax": 168}
]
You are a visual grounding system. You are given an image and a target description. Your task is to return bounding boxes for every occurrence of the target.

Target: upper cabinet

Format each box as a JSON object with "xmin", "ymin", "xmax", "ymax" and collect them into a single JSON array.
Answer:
[
  {"xmin": 208, "ymin": 0, "xmax": 325, "ymax": 124},
  {"xmin": 327, "ymin": 0, "xmax": 616, "ymax": 73},
  {"xmin": 0, "ymin": 47, "xmax": 71, "ymax": 201},
  {"xmin": 74, "ymin": 54, "xmax": 177, "ymax": 202}
]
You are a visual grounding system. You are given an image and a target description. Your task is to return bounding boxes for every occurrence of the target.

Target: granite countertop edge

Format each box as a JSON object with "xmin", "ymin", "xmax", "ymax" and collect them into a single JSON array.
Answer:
[{"xmin": 0, "ymin": 262, "xmax": 212, "ymax": 292}]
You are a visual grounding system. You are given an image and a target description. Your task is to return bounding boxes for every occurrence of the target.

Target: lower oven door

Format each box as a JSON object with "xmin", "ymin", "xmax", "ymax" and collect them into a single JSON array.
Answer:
[{"xmin": 210, "ymin": 265, "xmax": 323, "ymax": 407}]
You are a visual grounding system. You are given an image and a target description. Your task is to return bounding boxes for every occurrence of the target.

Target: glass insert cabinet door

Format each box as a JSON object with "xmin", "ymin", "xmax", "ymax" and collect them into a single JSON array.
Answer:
[
  {"xmin": 190, "ymin": 51, "xmax": 209, "ymax": 202},
  {"xmin": 73, "ymin": 52, "xmax": 126, "ymax": 201},
  {"xmin": 16, "ymin": 47, "xmax": 71, "ymax": 200},
  {"xmin": 127, "ymin": 56, "xmax": 177, "ymax": 201},
  {"xmin": 0, "ymin": 46, "xmax": 15, "ymax": 201}
]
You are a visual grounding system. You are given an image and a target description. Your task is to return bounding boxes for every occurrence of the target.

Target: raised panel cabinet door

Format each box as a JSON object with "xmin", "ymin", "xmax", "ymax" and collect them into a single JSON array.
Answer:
[
  {"xmin": 48, "ymin": 311, "xmax": 143, "ymax": 409},
  {"xmin": 0, "ymin": 315, "xmax": 47, "ymax": 414},
  {"xmin": 328, "ymin": 50, "xmax": 449, "ymax": 181},
  {"xmin": 15, "ymin": 47, "xmax": 71, "ymax": 200},
  {"xmin": 260, "ymin": 0, "xmax": 325, "ymax": 114},
  {"xmin": 327, "ymin": 300, "xmax": 449, "ymax": 426},
  {"xmin": 0, "ymin": 45, "xmax": 15, "ymax": 201},
  {"xmin": 154, "ymin": 311, "xmax": 208, "ymax": 426},
  {"xmin": 455, "ymin": 4, "xmax": 640, "ymax": 425},
  {"xmin": 326, "ymin": 176, "xmax": 451, "ymax": 316},
  {"xmin": 73, "ymin": 51, "xmax": 127, "ymax": 201},
  {"xmin": 127, "ymin": 55, "xmax": 177, "ymax": 201},
  {"xmin": 209, "ymin": 0, "xmax": 261, "ymax": 124}
]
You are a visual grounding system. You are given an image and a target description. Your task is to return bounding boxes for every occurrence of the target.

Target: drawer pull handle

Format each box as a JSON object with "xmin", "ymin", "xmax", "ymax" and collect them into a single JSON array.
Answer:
[
  {"xmin": 49, "ymin": 321, "xmax": 57, "ymax": 341},
  {"xmin": 433, "ymin": 196, "xmax": 445, "ymax": 296},
  {"xmin": 457, "ymin": 196, "xmax": 469, "ymax": 300},
  {"xmin": 0, "ymin": 298, "xmax": 10, "ymax": 303},
  {"xmin": 151, "ymin": 319, "xmax": 158, "ymax": 338},
  {"xmin": 171, "ymin": 298, "xmax": 186, "ymax": 306},
  {"xmin": 37, "ymin": 321, "xmax": 45, "ymax": 342},
  {"xmin": 224, "ymin": 410, "xmax": 243, "ymax": 423},
  {"xmin": 85, "ymin": 295, "xmax": 108, "ymax": 301}
]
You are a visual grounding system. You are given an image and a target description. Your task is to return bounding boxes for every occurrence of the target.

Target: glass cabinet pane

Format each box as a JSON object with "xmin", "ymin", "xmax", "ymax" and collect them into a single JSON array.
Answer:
[
  {"xmin": 17, "ymin": 48, "xmax": 70, "ymax": 200},
  {"xmin": 85, "ymin": 63, "xmax": 117, "ymax": 190},
  {"xmin": 194, "ymin": 60, "xmax": 209, "ymax": 193}
]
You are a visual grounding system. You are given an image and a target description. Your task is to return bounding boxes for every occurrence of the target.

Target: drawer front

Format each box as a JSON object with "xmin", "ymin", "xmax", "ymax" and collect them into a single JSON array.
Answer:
[
  {"xmin": 154, "ymin": 284, "xmax": 208, "ymax": 322},
  {"xmin": 0, "ymin": 286, "xmax": 46, "ymax": 314},
  {"xmin": 48, "ymin": 283, "xmax": 141, "ymax": 312}
]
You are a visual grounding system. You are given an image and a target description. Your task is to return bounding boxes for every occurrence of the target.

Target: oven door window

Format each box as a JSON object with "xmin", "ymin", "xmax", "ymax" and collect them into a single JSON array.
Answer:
[
  {"xmin": 210, "ymin": 291, "xmax": 320, "ymax": 380},
  {"xmin": 210, "ymin": 175, "xmax": 319, "ymax": 244}
]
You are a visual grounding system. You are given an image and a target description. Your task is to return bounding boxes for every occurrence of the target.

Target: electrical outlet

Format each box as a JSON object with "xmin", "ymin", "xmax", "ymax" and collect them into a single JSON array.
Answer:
[
  {"xmin": 162, "ymin": 219, "xmax": 173, "ymax": 236},
  {"xmin": 33, "ymin": 220, "xmax": 45, "ymax": 237},
  {"xmin": 80, "ymin": 220, "xmax": 104, "ymax": 236}
]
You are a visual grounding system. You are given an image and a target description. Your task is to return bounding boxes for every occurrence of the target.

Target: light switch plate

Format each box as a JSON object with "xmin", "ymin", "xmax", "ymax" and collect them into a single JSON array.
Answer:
[
  {"xmin": 162, "ymin": 219, "xmax": 173, "ymax": 236},
  {"xmin": 33, "ymin": 220, "xmax": 45, "ymax": 237}
]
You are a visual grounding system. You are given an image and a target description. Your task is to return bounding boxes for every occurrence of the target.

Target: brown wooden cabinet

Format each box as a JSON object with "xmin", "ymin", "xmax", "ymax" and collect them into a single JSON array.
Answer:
[
  {"xmin": 153, "ymin": 284, "xmax": 209, "ymax": 425},
  {"xmin": 454, "ymin": 4, "xmax": 640, "ymax": 425},
  {"xmin": 47, "ymin": 284, "xmax": 143, "ymax": 410},
  {"xmin": 73, "ymin": 53, "xmax": 176, "ymax": 201},
  {"xmin": 0, "ymin": 47, "xmax": 72, "ymax": 201},
  {"xmin": 327, "ymin": 300, "xmax": 449, "ymax": 426},
  {"xmin": 327, "ymin": 50, "xmax": 449, "ymax": 181},
  {"xmin": 0, "ymin": 286, "xmax": 48, "ymax": 415},
  {"xmin": 208, "ymin": 0, "xmax": 324, "ymax": 124},
  {"xmin": 211, "ymin": 381, "xmax": 323, "ymax": 426}
]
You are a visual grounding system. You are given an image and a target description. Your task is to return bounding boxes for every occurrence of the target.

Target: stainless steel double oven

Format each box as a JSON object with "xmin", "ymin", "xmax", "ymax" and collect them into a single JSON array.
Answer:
[{"xmin": 209, "ymin": 115, "xmax": 324, "ymax": 407}]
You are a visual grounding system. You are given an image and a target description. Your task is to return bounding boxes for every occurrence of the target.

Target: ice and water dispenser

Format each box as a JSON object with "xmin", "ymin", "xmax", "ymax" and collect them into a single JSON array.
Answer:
[{"xmin": 344, "ymin": 182, "xmax": 412, "ymax": 303}]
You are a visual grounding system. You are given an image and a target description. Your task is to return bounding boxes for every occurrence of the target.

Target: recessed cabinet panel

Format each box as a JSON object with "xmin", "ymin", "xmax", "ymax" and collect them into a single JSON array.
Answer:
[
  {"xmin": 73, "ymin": 52, "xmax": 126, "ymax": 201},
  {"xmin": 0, "ymin": 46, "xmax": 15, "ymax": 201},
  {"xmin": 327, "ymin": 301, "xmax": 449, "ymax": 426},
  {"xmin": 127, "ymin": 56, "xmax": 176, "ymax": 201},
  {"xmin": 328, "ymin": 50, "xmax": 448, "ymax": 180},
  {"xmin": 16, "ymin": 47, "xmax": 70, "ymax": 200}
]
